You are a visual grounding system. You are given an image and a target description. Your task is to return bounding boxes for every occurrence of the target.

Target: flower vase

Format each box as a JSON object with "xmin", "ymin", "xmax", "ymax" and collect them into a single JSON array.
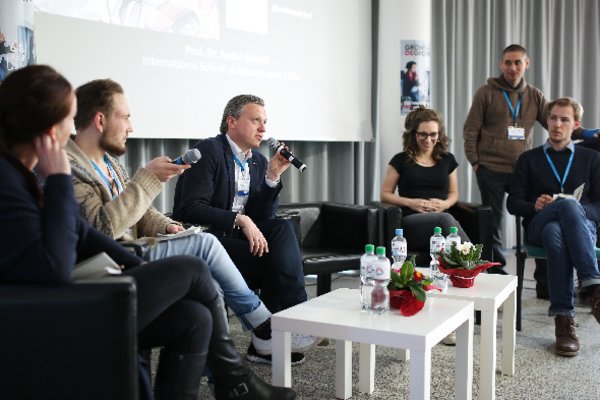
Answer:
[
  {"xmin": 389, "ymin": 289, "xmax": 425, "ymax": 316},
  {"xmin": 438, "ymin": 262, "xmax": 499, "ymax": 288}
]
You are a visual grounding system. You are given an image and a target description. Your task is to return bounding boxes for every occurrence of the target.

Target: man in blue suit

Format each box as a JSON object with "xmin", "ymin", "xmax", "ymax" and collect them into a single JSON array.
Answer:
[{"xmin": 173, "ymin": 94, "xmax": 312, "ymax": 362}]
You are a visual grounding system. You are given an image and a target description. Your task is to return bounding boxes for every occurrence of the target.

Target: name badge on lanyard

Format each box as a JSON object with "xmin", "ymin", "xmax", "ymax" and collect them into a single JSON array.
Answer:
[
  {"xmin": 503, "ymin": 90, "xmax": 525, "ymax": 140},
  {"xmin": 232, "ymin": 155, "xmax": 250, "ymax": 213},
  {"xmin": 237, "ymin": 169, "xmax": 250, "ymax": 197}
]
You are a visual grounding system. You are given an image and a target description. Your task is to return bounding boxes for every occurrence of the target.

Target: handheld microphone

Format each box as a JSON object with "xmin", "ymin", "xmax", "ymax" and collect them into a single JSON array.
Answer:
[
  {"xmin": 172, "ymin": 148, "xmax": 202, "ymax": 165},
  {"xmin": 266, "ymin": 138, "xmax": 307, "ymax": 172}
]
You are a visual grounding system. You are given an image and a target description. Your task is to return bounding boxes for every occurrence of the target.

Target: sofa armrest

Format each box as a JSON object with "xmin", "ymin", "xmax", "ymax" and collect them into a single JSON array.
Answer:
[
  {"xmin": 448, "ymin": 201, "xmax": 493, "ymax": 261},
  {"xmin": 320, "ymin": 203, "xmax": 379, "ymax": 250},
  {"xmin": 0, "ymin": 276, "xmax": 138, "ymax": 400},
  {"xmin": 370, "ymin": 201, "xmax": 404, "ymax": 248}
]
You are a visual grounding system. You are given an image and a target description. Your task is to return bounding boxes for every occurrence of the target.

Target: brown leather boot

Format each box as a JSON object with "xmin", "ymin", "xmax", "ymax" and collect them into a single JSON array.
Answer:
[
  {"xmin": 554, "ymin": 315, "xmax": 579, "ymax": 357},
  {"xmin": 586, "ymin": 285, "xmax": 600, "ymax": 324}
]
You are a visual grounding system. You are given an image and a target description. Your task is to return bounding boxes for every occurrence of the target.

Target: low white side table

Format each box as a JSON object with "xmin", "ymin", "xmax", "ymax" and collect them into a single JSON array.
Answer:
[
  {"xmin": 271, "ymin": 288, "xmax": 474, "ymax": 400},
  {"xmin": 417, "ymin": 268, "xmax": 517, "ymax": 400}
]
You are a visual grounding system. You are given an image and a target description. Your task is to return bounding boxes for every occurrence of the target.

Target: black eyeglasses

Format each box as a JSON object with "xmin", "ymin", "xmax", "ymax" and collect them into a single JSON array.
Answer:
[{"xmin": 416, "ymin": 131, "xmax": 440, "ymax": 140}]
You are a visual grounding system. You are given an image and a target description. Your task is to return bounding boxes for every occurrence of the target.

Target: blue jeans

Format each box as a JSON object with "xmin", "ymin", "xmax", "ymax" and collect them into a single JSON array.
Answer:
[
  {"xmin": 527, "ymin": 199, "xmax": 600, "ymax": 317},
  {"xmin": 146, "ymin": 232, "xmax": 271, "ymax": 331}
]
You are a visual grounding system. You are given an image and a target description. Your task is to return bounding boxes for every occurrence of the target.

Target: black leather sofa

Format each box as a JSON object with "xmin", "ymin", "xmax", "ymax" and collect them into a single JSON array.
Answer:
[
  {"xmin": 373, "ymin": 201, "xmax": 494, "ymax": 266},
  {"xmin": 0, "ymin": 277, "xmax": 138, "ymax": 400},
  {"xmin": 277, "ymin": 202, "xmax": 380, "ymax": 296}
]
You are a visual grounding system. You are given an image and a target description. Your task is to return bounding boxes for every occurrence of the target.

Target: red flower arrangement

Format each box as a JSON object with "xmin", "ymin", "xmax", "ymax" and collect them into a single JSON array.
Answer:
[{"xmin": 389, "ymin": 256, "xmax": 439, "ymax": 316}]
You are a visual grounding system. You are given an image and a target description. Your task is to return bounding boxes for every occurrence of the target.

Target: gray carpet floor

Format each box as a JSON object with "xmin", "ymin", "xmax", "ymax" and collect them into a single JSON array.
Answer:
[{"xmin": 184, "ymin": 254, "xmax": 600, "ymax": 399}]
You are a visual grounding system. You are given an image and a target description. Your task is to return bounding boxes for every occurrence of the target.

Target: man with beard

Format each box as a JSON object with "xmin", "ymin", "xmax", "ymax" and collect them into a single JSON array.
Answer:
[{"xmin": 66, "ymin": 79, "xmax": 314, "ymax": 366}]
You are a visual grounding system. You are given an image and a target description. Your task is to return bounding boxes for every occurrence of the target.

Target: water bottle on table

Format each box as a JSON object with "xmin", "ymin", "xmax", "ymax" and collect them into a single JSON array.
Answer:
[
  {"xmin": 391, "ymin": 228, "xmax": 407, "ymax": 270},
  {"xmin": 370, "ymin": 246, "xmax": 390, "ymax": 315},
  {"xmin": 429, "ymin": 226, "xmax": 445, "ymax": 279},
  {"xmin": 359, "ymin": 244, "xmax": 377, "ymax": 310},
  {"xmin": 446, "ymin": 226, "xmax": 461, "ymax": 252}
]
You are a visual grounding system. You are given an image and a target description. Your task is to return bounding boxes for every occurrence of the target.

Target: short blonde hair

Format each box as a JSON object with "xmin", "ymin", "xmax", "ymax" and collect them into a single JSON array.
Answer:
[{"xmin": 546, "ymin": 97, "xmax": 584, "ymax": 122}]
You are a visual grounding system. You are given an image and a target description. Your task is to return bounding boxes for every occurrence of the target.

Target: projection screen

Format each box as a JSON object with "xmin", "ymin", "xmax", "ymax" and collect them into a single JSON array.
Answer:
[{"xmin": 34, "ymin": 0, "xmax": 372, "ymax": 141}]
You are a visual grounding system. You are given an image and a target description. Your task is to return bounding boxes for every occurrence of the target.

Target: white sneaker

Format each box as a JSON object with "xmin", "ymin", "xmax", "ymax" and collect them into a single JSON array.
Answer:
[
  {"xmin": 251, "ymin": 332, "xmax": 318, "ymax": 356},
  {"xmin": 291, "ymin": 332, "xmax": 319, "ymax": 352},
  {"xmin": 442, "ymin": 331, "xmax": 456, "ymax": 346}
]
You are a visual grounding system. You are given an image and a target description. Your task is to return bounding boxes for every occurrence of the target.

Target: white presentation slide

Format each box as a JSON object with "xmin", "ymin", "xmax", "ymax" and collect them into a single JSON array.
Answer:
[{"xmin": 34, "ymin": 0, "xmax": 372, "ymax": 141}]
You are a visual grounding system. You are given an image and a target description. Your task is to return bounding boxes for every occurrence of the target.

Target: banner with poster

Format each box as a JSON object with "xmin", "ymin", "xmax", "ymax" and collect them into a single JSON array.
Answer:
[
  {"xmin": 400, "ymin": 40, "xmax": 430, "ymax": 115},
  {"xmin": 0, "ymin": 0, "xmax": 36, "ymax": 82}
]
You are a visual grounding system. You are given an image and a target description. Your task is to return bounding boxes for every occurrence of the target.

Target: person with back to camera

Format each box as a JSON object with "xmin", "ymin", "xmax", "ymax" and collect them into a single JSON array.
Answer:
[{"xmin": 0, "ymin": 64, "xmax": 296, "ymax": 400}]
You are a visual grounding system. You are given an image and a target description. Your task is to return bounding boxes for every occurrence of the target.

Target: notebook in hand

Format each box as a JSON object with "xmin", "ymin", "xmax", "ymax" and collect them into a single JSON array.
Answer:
[
  {"xmin": 553, "ymin": 183, "xmax": 585, "ymax": 202},
  {"xmin": 71, "ymin": 252, "xmax": 123, "ymax": 281}
]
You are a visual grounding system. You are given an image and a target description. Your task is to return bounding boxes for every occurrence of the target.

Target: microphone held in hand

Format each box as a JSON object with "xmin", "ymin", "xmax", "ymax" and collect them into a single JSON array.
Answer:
[
  {"xmin": 266, "ymin": 138, "xmax": 307, "ymax": 172},
  {"xmin": 172, "ymin": 148, "xmax": 202, "ymax": 165}
]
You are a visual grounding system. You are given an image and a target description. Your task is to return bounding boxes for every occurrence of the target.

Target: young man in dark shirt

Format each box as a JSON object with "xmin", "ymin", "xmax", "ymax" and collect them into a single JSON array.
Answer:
[{"xmin": 507, "ymin": 97, "xmax": 600, "ymax": 357}]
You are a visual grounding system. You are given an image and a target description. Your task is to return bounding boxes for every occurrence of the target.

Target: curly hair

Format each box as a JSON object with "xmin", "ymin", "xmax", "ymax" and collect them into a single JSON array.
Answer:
[{"xmin": 402, "ymin": 106, "xmax": 449, "ymax": 162}]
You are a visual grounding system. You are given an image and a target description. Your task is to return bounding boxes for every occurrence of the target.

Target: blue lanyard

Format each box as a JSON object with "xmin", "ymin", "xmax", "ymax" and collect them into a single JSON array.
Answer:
[
  {"xmin": 543, "ymin": 146, "xmax": 575, "ymax": 193},
  {"xmin": 502, "ymin": 90, "xmax": 522, "ymax": 126},
  {"xmin": 233, "ymin": 155, "xmax": 248, "ymax": 172},
  {"xmin": 91, "ymin": 156, "xmax": 123, "ymax": 198}
]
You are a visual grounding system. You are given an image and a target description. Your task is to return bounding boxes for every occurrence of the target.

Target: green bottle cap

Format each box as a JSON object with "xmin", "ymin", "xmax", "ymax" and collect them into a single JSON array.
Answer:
[
  {"xmin": 450, "ymin": 227, "xmax": 458, "ymax": 234},
  {"xmin": 434, "ymin": 226, "xmax": 442, "ymax": 234},
  {"xmin": 365, "ymin": 244, "xmax": 375, "ymax": 253},
  {"xmin": 375, "ymin": 246, "xmax": 386, "ymax": 256}
]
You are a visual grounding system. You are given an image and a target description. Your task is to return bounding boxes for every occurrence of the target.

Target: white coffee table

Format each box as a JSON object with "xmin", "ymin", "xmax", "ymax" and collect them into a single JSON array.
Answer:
[
  {"xmin": 417, "ymin": 268, "xmax": 517, "ymax": 400},
  {"xmin": 271, "ymin": 288, "xmax": 474, "ymax": 400}
]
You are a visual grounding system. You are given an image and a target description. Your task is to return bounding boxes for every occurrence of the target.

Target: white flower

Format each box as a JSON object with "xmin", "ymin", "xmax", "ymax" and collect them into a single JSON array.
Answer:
[{"xmin": 458, "ymin": 242, "xmax": 474, "ymax": 255}]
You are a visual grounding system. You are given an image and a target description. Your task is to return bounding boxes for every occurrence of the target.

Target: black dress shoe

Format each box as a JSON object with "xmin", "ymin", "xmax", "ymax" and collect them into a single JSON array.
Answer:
[
  {"xmin": 487, "ymin": 266, "xmax": 508, "ymax": 275},
  {"xmin": 246, "ymin": 343, "xmax": 305, "ymax": 366}
]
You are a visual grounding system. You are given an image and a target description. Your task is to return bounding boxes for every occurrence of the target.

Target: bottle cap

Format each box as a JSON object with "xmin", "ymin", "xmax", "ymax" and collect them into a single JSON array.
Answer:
[
  {"xmin": 395, "ymin": 228, "xmax": 403, "ymax": 236},
  {"xmin": 376, "ymin": 246, "xmax": 386, "ymax": 256},
  {"xmin": 365, "ymin": 244, "xmax": 375, "ymax": 253},
  {"xmin": 450, "ymin": 226, "xmax": 458, "ymax": 234},
  {"xmin": 434, "ymin": 226, "xmax": 442, "ymax": 234}
]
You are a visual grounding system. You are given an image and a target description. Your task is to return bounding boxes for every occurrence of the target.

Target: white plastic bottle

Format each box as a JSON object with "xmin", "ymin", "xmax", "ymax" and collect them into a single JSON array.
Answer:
[
  {"xmin": 429, "ymin": 226, "xmax": 446, "ymax": 278},
  {"xmin": 446, "ymin": 226, "xmax": 461, "ymax": 252},
  {"xmin": 370, "ymin": 246, "xmax": 390, "ymax": 315},
  {"xmin": 359, "ymin": 244, "xmax": 377, "ymax": 310},
  {"xmin": 391, "ymin": 228, "xmax": 408, "ymax": 270}
]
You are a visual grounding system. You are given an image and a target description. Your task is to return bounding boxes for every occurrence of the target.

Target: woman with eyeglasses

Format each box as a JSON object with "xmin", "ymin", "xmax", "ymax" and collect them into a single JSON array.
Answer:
[{"xmin": 380, "ymin": 106, "xmax": 470, "ymax": 256}]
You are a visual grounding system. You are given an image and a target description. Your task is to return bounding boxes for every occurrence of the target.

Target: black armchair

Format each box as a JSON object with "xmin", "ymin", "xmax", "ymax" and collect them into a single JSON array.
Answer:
[
  {"xmin": 277, "ymin": 202, "xmax": 380, "ymax": 296},
  {"xmin": 372, "ymin": 201, "xmax": 494, "ymax": 266},
  {"xmin": 0, "ymin": 277, "xmax": 138, "ymax": 400}
]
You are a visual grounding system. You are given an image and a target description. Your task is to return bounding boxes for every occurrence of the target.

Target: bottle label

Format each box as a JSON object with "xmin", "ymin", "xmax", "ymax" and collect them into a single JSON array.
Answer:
[
  {"xmin": 391, "ymin": 241, "xmax": 407, "ymax": 257},
  {"xmin": 430, "ymin": 238, "xmax": 445, "ymax": 254},
  {"xmin": 374, "ymin": 264, "xmax": 390, "ymax": 280},
  {"xmin": 361, "ymin": 262, "xmax": 373, "ymax": 275}
]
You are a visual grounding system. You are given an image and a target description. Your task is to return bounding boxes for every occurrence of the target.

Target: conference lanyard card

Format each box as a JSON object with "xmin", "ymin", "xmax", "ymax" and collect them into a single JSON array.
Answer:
[
  {"xmin": 507, "ymin": 126, "xmax": 525, "ymax": 140},
  {"xmin": 237, "ymin": 173, "xmax": 250, "ymax": 194}
]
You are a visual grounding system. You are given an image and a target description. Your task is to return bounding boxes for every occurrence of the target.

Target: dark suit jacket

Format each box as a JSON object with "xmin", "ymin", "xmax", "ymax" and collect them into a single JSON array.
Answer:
[{"xmin": 173, "ymin": 134, "xmax": 282, "ymax": 234}]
